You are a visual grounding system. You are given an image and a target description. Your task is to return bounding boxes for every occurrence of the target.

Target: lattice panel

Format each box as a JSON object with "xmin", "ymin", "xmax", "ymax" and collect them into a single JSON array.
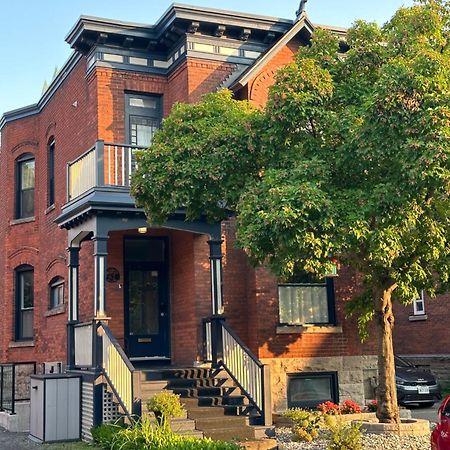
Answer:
[{"xmin": 102, "ymin": 385, "xmax": 121, "ymax": 422}]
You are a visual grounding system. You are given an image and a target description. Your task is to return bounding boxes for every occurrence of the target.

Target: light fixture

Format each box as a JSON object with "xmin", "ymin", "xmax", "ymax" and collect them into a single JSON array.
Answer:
[{"xmin": 138, "ymin": 227, "xmax": 147, "ymax": 234}]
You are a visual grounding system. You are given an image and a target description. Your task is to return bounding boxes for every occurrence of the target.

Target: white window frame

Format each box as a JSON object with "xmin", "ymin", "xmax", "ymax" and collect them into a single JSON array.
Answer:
[{"xmin": 413, "ymin": 290, "xmax": 425, "ymax": 316}]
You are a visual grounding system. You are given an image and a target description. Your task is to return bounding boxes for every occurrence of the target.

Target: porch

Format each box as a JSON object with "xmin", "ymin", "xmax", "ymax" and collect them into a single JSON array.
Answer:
[{"xmin": 54, "ymin": 140, "xmax": 272, "ymax": 439}]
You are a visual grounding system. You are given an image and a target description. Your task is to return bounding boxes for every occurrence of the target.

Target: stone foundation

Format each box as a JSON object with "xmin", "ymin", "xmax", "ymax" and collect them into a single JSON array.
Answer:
[{"xmin": 261, "ymin": 355, "xmax": 378, "ymax": 413}]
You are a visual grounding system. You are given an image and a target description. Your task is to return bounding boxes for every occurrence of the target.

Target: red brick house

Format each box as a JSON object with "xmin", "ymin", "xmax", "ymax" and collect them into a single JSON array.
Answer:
[{"xmin": 0, "ymin": 3, "xmax": 380, "ymax": 439}]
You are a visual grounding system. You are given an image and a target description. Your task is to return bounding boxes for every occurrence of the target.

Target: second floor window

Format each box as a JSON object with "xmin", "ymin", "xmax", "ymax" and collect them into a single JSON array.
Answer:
[
  {"xmin": 125, "ymin": 94, "xmax": 162, "ymax": 148},
  {"xmin": 278, "ymin": 270, "xmax": 336, "ymax": 326},
  {"xmin": 16, "ymin": 155, "xmax": 35, "ymax": 219},
  {"xmin": 49, "ymin": 277, "xmax": 64, "ymax": 309},
  {"xmin": 48, "ymin": 139, "xmax": 55, "ymax": 206}
]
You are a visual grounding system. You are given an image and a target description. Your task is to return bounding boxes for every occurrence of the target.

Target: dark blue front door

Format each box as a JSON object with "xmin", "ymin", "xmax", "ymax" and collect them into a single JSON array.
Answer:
[{"xmin": 124, "ymin": 238, "xmax": 170, "ymax": 360}]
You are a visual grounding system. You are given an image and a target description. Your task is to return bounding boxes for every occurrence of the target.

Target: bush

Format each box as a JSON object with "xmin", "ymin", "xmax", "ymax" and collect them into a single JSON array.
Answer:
[
  {"xmin": 317, "ymin": 401, "xmax": 340, "ymax": 415},
  {"xmin": 340, "ymin": 400, "xmax": 361, "ymax": 415},
  {"xmin": 283, "ymin": 408, "xmax": 322, "ymax": 442},
  {"xmin": 147, "ymin": 391, "xmax": 185, "ymax": 428},
  {"xmin": 326, "ymin": 420, "xmax": 362, "ymax": 450},
  {"xmin": 91, "ymin": 422, "xmax": 126, "ymax": 449},
  {"xmin": 92, "ymin": 416, "xmax": 243, "ymax": 450},
  {"xmin": 367, "ymin": 400, "xmax": 377, "ymax": 412}
]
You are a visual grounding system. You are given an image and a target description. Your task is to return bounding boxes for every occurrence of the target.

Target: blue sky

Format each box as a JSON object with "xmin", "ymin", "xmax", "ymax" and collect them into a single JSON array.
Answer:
[{"xmin": 0, "ymin": 0, "xmax": 413, "ymax": 115}]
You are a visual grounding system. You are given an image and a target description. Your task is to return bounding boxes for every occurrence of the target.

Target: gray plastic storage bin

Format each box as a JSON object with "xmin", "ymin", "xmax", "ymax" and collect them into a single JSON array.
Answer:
[{"xmin": 29, "ymin": 374, "xmax": 81, "ymax": 443}]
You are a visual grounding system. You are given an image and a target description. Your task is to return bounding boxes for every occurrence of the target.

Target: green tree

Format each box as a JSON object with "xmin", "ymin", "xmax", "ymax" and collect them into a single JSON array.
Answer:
[{"xmin": 132, "ymin": 0, "xmax": 450, "ymax": 424}]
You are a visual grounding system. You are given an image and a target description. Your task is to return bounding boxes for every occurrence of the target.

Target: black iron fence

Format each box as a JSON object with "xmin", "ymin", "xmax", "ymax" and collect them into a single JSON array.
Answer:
[{"xmin": 0, "ymin": 362, "xmax": 36, "ymax": 414}]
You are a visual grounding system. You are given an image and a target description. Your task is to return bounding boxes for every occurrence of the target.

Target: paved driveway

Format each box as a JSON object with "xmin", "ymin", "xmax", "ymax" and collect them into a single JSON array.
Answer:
[
  {"xmin": 0, "ymin": 428, "xmax": 39, "ymax": 450},
  {"xmin": 408, "ymin": 403, "xmax": 440, "ymax": 424}
]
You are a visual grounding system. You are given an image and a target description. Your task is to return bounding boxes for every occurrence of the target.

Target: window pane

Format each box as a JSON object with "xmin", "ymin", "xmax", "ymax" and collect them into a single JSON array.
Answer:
[
  {"xmin": 21, "ymin": 160, "xmax": 35, "ymax": 189},
  {"xmin": 50, "ymin": 282, "xmax": 64, "ymax": 309},
  {"xmin": 21, "ymin": 271, "xmax": 34, "ymax": 309},
  {"xmin": 129, "ymin": 97, "xmax": 157, "ymax": 109},
  {"xmin": 21, "ymin": 310, "xmax": 33, "ymax": 339},
  {"xmin": 124, "ymin": 239, "xmax": 165, "ymax": 262},
  {"xmin": 21, "ymin": 189, "xmax": 35, "ymax": 217},
  {"xmin": 279, "ymin": 285, "xmax": 329, "ymax": 324},
  {"xmin": 288, "ymin": 373, "xmax": 337, "ymax": 408},
  {"xmin": 130, "ymin": 116, "xmax": 159, "ymax": 147}
]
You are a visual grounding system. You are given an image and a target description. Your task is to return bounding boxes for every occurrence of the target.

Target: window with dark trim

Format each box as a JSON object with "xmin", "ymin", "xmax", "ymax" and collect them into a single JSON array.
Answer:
[
  {"xmin": 278, "ymin": 271, "xmax": 336, "ymax": 326},
  {"xmin": 49, "ymin": 277, "xmax": 64, "ymax": 309},
  {"xmin": 287, "ymin": 372, "xmax": 339, "ymax": 409},
  {"xmin": 48, "ymin": 139, "xmax": 55, "ymax": 206},
  {"xmin": 15, "ymin": 265, "xmax": 34, "ymax": 340},
  {"xmin": 125, "ymin": 93, "xmax": 162, "ymax": 148},
  {"xmin": 16, "ymin": 154, "xmax": 35, "ymax": 219},
  {"xmin": 413, "ymin": 290, "xmax": 425, "ymax": 316}
]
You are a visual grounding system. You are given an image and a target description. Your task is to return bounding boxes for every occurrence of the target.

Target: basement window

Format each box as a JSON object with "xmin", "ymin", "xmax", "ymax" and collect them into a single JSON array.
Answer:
[{"xmin": 287, "ymin": 372, "xmax": 339, "ymax": 409}]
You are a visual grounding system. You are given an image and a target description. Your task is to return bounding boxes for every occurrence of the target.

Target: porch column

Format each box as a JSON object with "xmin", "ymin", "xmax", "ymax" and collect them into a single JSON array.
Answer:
[
  {"xmin": 208, "ymin": 238, "xmax": 224, "ymax": 315},
  {"xmin": 93, "ymin": 236, "xmax": 108, "ymax": 318},
  {"xmin": 67, "ymin": 246, "xmax": 80, "ymax": 368}
]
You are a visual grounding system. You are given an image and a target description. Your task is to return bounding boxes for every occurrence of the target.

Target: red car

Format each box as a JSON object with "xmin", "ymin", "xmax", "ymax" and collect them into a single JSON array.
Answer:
[{"xmin": 432, "ymin": 395, "xmax": 450, "ymax": 450}]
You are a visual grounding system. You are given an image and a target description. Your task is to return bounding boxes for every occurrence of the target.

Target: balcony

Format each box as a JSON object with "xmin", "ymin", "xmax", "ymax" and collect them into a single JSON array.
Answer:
[{"xmin": 68, "ymin": 140, "xmax": 143, "ymax": 202}]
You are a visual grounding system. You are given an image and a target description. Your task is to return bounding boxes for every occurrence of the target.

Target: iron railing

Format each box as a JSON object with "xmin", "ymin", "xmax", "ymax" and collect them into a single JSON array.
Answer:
[
  {"xmin": 203, "ymin": 317, "xmax": 271, "ymax": 426},
  {"xmin": 98, "ymin": 322, "xmax": 136, "ymax": 419},
  {"xmin": 67, "ymin": 140, "xmax": 144, "ymax": 201},
  {"xmin": 0, "ymin": 362, "xmax": 36, "ymax": 414}
]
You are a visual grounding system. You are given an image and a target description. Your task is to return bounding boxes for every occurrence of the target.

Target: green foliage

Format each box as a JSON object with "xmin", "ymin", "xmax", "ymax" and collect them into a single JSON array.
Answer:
[
  {"xmin": 147, "ymin": 391, "xmax": 185, "ymax": 428},
  {"xmin": 92, "ymin": 416, "xmax": 242, "ymax": 450},
  {"xmin": 283, "ymin": 408, "xmax": 322, "ymax": 442},
  {"xmin": 325, "ymin": 418, "xmax": 363, "ymax": 450},
  {"xmin": 91, "ymin": 422, "xmax": 126, "ymax": 449}
]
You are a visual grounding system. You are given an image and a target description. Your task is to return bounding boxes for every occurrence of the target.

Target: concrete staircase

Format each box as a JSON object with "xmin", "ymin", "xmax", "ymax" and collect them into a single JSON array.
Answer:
[{"xmin": 139, "ymin": 367, "xmax": 272, "ymax": 441}]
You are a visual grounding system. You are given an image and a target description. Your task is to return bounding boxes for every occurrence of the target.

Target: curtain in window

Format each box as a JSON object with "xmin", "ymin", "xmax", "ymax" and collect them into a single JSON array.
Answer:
[{"xmin": 279, "ymin": 285, "xmax": 329, "ymax": 325}]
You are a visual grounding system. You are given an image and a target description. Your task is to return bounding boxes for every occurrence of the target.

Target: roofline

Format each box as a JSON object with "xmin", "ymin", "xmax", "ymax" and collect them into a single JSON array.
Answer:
[
  {"xmin": 0, "ymin": 52, "xmax": 82, "ymax": 130},
  {"xmin": 229, "ymin": 13, "xmax": 314, "ymax": 91}
]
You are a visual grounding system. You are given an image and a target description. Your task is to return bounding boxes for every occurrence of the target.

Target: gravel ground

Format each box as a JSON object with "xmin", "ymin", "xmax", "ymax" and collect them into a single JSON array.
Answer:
[{"xmin": 276, "ymin": 428, "xmax": 431, "ymax": 450}]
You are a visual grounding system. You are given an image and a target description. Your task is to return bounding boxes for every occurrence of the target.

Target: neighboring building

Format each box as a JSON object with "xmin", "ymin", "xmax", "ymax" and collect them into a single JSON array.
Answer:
[{"xmin": 0, "ymin": 3, "xmax": 381, "ymax": 438}]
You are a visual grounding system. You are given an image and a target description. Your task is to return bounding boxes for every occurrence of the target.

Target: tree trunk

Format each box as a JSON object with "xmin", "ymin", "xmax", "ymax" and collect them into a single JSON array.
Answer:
[{"xmin": 375, "ymin": 285, "xmax": 400, "ymax": 424}]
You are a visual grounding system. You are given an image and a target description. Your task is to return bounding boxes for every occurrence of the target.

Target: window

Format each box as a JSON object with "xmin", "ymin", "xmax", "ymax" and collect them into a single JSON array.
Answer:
[
  {"xmin": 278, "ymin": 271, "xmax": 336, "ymax": 326},
  {"xmin": 413, "ymin": 290, "xmax": 425, "ymax": 316},
  {"xmin": 125, "ymin": 94, "xmax": 162, "ymax": 148},
  {"xmin": 16, "ymin": 154, "xmax": 35, "ymax": 218},
  {"xmin": 15, "ymin": 266, "xmax": 34, "ymax": 340},
  {"xmin": 48, "ymin": 139, "xmax": 55, "ymax": 206},
  {"xmin": 49, "ymin": 277, "xmax": 64, "ymax": 309},
  {"xmin": 287, "ymin": 372, "xmax": 339, "ymax": 409}
]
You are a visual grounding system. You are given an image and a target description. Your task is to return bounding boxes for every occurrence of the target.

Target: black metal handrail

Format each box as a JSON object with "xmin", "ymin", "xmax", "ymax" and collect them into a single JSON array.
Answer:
[{"xmin": 203, "ymin": 317, "xmax": 272, "ymax": 426}]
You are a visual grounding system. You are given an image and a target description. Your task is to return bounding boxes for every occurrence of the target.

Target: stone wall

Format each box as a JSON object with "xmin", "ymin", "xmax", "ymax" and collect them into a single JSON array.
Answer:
[{"xmin": 261, "ymin": 355, "xmax": 378, "ymax": 413}]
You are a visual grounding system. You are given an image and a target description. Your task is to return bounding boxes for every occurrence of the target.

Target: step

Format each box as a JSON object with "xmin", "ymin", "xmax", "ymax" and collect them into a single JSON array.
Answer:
[
  {"xmin": 181, "ymin": 395, "xmax": 248, "ymax": 408},
  {"xmin": 172, "ymin": 385, "xmax": 240, "ymax": 398},
  {"xmin": 242, "ymin": 439, "xmax": 278, "ymax": 450},
  {"xmin": 141, "ymin": 367, "xmax": 215, "ymax": 381},
  {"xmin": 193, "ymin": 415, "xmax": 249, "ymax": 431},
  {"xmin": 202, "ymin": 426, "xmax": 256, "ymax": 441}
]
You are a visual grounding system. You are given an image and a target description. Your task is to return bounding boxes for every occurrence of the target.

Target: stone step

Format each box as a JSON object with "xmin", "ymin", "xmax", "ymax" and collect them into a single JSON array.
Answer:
[
  {"xmin": 181, "ymin": 395, "xmax": 248, "ymax": 408},
  {"xmin": 202, "ymin": 425, "xmax": 256, "ymax": 441},
  {"xmin": 172, "ymin": 385, "xmax": 241, "ymax": 398},
  {"xmin": 141, "ymin": 367, "xmax": 215, "ymax": 381},
  {"xmin": 166, "ymin": 377, "xmax": 234, "ymax": 389},
  {"xmin": 193, "ymin": 415, "xmax": 249, "ymax": 431},
  {"xmin": 242, "ymin": 439, "xmax": 278, "ymax": 450}
]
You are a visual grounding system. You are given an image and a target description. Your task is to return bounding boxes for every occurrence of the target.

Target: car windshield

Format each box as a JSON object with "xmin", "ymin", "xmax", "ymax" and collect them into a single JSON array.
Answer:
[{"xmin": 395, "ymin": 355, "xmax": 414, "ymax": 368}]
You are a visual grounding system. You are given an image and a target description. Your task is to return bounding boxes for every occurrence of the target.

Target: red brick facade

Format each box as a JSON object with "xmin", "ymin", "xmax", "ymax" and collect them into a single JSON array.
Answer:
[{"xmin": 0, "ymin": 7, "xmax": 394, "ymax": 406}]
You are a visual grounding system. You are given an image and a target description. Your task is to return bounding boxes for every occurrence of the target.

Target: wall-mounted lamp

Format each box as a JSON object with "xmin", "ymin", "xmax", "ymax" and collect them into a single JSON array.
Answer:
[{"xmin": 138, "ymin": 227, "xmax": 148, "ymax": 234}]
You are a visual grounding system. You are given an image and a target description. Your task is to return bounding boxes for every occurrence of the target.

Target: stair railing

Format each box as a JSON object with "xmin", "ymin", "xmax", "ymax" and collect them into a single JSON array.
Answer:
[
  {"xmin": 203, "ymin": 317, "xmax": 272, "ymax": 426},
  {"xmin": 96, "ymin": 322, "xmax": 138, "ymax": 419}
]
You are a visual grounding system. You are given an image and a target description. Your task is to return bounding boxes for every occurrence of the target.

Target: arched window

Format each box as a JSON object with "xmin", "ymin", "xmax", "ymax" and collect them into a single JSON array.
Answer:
[
  {"xmin": 49, "ymin": 276, "xmax": 64, "ymax": 309},
  {"xmin": 48, "ymin": 138, "xmax": 55, "ymax": 207},
  {"xmin": 16, "ymin": 153, "xmax": 35, "ymax": 219},
  {"xmin": 15, "ymin": 265, "xmax": 34, "ymax": 340}
]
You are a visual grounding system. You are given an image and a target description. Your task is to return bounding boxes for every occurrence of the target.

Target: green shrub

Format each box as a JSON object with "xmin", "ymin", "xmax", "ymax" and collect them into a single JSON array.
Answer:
[
  {"xmin": 147, "ymin": 391, "xmax": 185, "ymax": 428},
  {"xmin": 325, "ymin": 418, "xmax": 362, "ymax": 450},
  {"xmin": 283, "ymin": 408, "xmax": 322, "ymax": 442},
  {"xmin": 99, "ymin": 416, "xmax": 242, "ymax": 450},
  {"xmin": 91, "ymin": 422, "xmax": 125, "ymax": 449}
]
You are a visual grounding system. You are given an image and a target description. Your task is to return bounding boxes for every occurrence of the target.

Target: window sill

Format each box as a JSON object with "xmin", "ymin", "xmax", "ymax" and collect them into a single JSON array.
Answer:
[
  {"xmin": 276, "ymin": 325, "xmax": 343, "ymax": 334},
  {"xmin": 45, "ymin": 204, "xmax": 55, "ymax": 215},
  {"xmin": 45, "ymin": 304, "xmax": 66, "ymax": 317},
  {"xmin": 409, "ymin": 314, "xmax": 428, "ymax": 322},
  {"xmin": 9, "ymin": 340, "xmax": 35, "ymax": 348},
  {"xmin": 10, "ymin": 216, "xmax": 35, "ymax": 225}
]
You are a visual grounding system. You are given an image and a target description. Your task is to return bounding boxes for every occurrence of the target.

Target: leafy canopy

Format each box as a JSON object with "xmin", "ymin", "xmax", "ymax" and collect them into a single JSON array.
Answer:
[{"xmin": 132, "ymin": 0, "xmax": 450, "ymax": 335}]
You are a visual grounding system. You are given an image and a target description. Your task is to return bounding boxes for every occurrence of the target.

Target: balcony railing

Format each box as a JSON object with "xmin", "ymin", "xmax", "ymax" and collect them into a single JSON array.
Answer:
[{"xmin": 67, "ymin": 140, "xmax": 144, "ymax": 202}]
